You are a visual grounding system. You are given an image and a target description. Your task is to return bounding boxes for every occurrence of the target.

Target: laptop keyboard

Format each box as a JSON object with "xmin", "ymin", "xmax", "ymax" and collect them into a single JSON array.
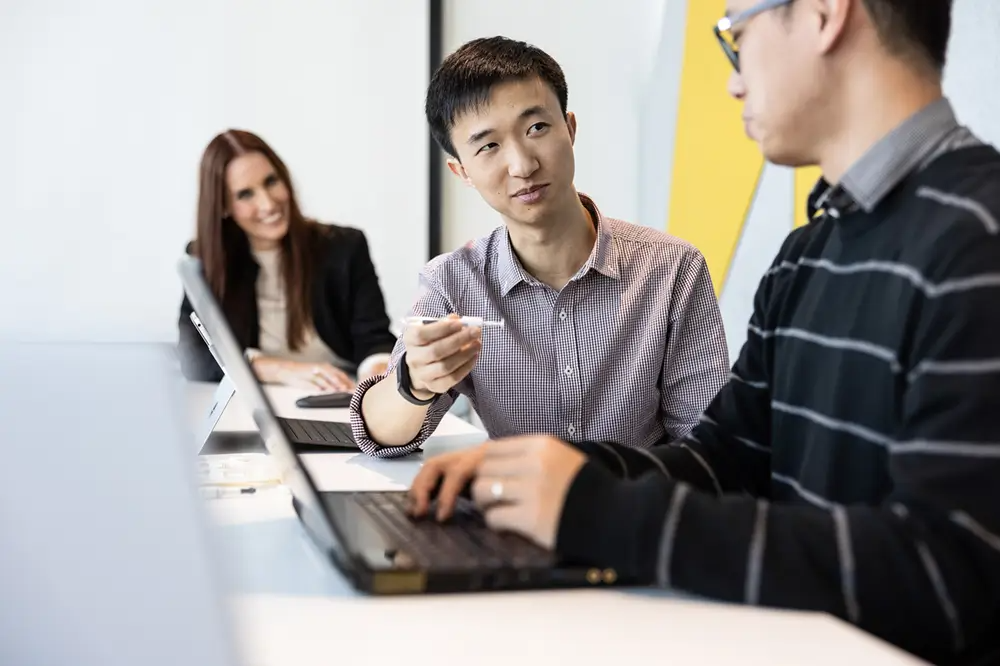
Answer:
[
  {"xmin": 280, "ymin": 418, "xmax": 355, "ymax": 445},
  {"xmin": 352, "ymin": 491, "xmax": 550, "ymax": 569}
]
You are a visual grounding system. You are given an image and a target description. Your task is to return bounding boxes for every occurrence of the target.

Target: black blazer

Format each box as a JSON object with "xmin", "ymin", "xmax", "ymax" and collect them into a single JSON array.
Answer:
[{"xmin": 177, "ymin": 223, "xmax": 397, "ymax": 382}]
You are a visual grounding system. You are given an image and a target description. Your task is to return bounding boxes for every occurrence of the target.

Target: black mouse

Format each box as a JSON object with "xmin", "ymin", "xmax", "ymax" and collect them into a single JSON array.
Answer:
[{"xmin": 295, "ymin": 392, "xmax": 353, "ymax": 408}]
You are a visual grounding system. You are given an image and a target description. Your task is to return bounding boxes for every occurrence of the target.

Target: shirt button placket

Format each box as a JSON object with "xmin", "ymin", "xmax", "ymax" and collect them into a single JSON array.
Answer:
[{"xmin": 554, "ymin": 291, "xmax": 582, "ymax": 440}]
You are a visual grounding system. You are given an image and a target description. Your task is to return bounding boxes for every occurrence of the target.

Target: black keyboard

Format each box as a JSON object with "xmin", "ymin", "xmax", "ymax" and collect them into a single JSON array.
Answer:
[
  {"xmin": 279, "ymin": 418, "xmax": 355, "ymax": 446},
  {"xmin": 352, "ymin": 491, "xmax": 550, "ymax": 569}
]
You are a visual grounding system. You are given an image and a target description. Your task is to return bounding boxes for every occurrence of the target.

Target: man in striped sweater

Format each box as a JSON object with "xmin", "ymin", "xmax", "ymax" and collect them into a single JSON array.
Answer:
[{"xmin": 408, "ymin": 0, "xmax": 1000, "ymax": 663}]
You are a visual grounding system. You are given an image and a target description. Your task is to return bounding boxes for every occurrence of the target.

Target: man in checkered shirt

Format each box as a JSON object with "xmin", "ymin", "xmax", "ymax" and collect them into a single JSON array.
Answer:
[{"xmin": 348, "ymin": 36, "xmax": 730, "ymax": 459}]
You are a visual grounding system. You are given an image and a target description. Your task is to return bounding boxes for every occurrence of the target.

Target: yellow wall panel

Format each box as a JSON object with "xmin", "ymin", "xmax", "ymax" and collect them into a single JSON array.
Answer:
[
  {"xmin": 667, "ymin": 0, "xmax": 763, "ymax": 296},
  {"xmin": 794, "ymin": 166, "xmax": 823, "ymax": 228},
  {"xmin": 667, "ymin": 0, "xmax": 825, "ymax": 289}
]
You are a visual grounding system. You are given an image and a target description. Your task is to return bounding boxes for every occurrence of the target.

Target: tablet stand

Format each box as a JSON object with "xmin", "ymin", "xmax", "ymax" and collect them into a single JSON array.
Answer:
[{"xmin": 195, "ymin": 372, "xmax": 237, "ymax": 452}]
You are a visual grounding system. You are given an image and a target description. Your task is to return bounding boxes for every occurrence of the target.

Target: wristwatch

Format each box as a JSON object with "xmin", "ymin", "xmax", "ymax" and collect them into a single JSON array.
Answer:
[{"xmin": 396, "ymin": 352, "xmax": 436, "ymax": 405}]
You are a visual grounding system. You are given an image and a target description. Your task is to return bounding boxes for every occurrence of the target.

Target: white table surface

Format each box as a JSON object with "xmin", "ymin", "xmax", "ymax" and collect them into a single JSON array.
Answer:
[{"xmin": 189, "ymin": 382, "xmax": 928, "ymax": 666}]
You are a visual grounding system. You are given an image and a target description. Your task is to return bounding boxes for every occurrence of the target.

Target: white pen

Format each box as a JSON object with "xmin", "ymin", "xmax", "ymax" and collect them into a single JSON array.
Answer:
[
  {"xmin": 403, "ymin": 315, "xmax": 505, "ymax": 328},
  {"xmin": 200, "ymin": 486, "xmax": 260, "ymax": 500},
  {"xmin": 198, "ymin": 484, "xmax": 285, "ymax": 500}
]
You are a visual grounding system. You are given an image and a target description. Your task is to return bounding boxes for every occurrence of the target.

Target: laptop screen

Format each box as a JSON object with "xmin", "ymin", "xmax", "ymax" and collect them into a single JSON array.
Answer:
[
  {"xmin": 177, "ymin": 256, "xmax": 342, "ymax": 557},
  {"xmin": 0, "ymin": 341, "xmax": 241, "ymax": 666}
]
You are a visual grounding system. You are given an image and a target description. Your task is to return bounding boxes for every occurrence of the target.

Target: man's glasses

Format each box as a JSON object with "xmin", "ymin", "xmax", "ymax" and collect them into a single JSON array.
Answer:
[{"xmin": 714, "ymin": 0, "xmax": 794, "ymax": 72}]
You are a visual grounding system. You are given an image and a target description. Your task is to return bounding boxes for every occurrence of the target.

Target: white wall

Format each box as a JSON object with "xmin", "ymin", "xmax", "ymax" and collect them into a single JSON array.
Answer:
[
  {"xmin": 1, "ymin": 0, "xmax": 429, "ymax": 343},
  {"xmin": 439, "ymin": 0, "xmax": 669, "ymax": 251},
  {"xmin": 942, "ymin": 1, "xmax": 1000, "ymax": 148},
  {"xmin": 6, "ymin": 0, "xmax": 995, "ymax": 347}
]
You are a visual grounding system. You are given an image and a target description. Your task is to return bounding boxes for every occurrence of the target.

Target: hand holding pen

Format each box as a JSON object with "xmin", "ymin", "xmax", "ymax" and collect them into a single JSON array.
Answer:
[{"xmin": 402, "ymin": 313, "xmax": 485, "ymax": 398}]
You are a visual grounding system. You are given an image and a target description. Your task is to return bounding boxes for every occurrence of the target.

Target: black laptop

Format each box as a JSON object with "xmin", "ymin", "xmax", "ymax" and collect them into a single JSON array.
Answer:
[{"xmin": 178, "ymin": 256, "xmax": 629, "ymax": 594}]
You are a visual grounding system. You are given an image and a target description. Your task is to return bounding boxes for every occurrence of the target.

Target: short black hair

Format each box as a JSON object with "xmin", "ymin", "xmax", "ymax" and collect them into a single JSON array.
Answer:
[
  {"xmin": 425, "ymin": 36, "xmax": 569, "ymax": 159},
  {"xmin": 861, "ymin": 0, "xmax": 953, "ymax": 72}
]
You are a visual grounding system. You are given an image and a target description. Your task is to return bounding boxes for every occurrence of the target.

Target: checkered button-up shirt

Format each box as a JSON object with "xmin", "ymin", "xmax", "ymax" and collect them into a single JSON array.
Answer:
[{"xmin": 349, "ymin": 193, "xmax": 730, "ymax": 458}]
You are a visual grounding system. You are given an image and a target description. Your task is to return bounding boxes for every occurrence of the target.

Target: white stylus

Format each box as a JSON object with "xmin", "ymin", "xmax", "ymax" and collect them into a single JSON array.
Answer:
[{"xmin": 402, "ymin": 316, "xmax": 505, "ymax": 328}]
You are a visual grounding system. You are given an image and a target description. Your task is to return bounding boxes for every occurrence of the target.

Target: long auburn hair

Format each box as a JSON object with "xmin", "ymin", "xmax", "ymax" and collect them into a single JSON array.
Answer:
[{"xmin": 194, "ymin": 129, "xmax": 318, "ymax": 351}]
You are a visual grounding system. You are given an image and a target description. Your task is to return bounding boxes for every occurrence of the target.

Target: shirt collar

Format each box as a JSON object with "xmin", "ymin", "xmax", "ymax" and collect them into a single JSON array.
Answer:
[
  {"xmin": 497, "ymin": 192, "xmax": 619, "ymax": 296},
  {"xmin": 807, "ymin": 97, "xmax": 962, "ymax": 220}
]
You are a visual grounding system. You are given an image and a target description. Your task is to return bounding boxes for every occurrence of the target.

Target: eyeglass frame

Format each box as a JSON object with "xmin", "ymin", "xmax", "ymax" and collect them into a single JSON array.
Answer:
[{"xmin": 714, "ymin": 0, "xmax": 795, "ymax": 72}]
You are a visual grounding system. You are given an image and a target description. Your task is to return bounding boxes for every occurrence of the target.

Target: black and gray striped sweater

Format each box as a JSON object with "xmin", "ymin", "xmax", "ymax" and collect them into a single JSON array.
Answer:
[{"xmin": 556, "ymin": 144, "xmax": 1000, "ymax": 665}]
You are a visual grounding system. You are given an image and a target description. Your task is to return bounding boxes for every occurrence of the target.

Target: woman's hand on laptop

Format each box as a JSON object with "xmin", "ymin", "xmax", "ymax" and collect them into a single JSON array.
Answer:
[{"xmin": 251, "ymin": 357, "xmax": 355, "ymax": 392}]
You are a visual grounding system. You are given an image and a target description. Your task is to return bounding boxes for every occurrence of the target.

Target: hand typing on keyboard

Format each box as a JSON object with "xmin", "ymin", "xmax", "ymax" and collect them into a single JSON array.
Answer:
[
  {"xmin": 407, "ymin": 435, "xmax": 587, "ymax": 550},
  {"xmin": 408, "ymin": 445, "xmax": 486, "ymax": 522}
]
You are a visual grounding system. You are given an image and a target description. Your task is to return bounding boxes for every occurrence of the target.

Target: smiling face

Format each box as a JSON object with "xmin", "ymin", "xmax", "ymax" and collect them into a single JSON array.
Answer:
[
  {"xmin": 446, "ymin": 76, "xmax": 579, "ymax": 228},
  {"xmin": 724, "ymin": 0, "xmax": 826, "ymax": 167},
  {"xmin": 225, "ymin": 151, "xmax": 291, "ymax": 250}
]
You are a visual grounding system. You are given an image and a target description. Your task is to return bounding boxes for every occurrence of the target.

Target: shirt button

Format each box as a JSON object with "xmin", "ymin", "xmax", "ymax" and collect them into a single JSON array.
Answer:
[
  {"xmin": 567, "ymin": 424, "xmax": 576, "ymax": 436},
  {"xmin": 559, "ymin": 309, "xmax": 567, "ymax": 320},
  {"xmin": 564, "ymin": 365, "xmax": 573, "ymax": 376}
]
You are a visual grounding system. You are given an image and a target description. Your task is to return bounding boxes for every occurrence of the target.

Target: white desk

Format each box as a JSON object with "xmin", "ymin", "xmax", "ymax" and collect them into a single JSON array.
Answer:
[{"xmin": 190, "ymin": 382, "xmax": 928, "ymax": 666}]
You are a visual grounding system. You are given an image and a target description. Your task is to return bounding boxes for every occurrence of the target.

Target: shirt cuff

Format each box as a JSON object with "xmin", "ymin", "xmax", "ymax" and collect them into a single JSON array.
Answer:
[
  {"xmin": 357, "ymin": 352, "xmax": 391, "ymax": 380},
  {"xmin": 347, "ymin": 370, "xmax": 449, "ymax": 459},
  {"xmin": 555, "ymin": 461, "xmax": 676, "ymax": 583}
]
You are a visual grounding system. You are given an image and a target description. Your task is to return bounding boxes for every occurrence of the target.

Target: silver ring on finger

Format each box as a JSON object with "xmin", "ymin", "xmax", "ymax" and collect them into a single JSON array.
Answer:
[{"xmin": 490, "ymin": 480, "xmax": 504, "ymax": 502}]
